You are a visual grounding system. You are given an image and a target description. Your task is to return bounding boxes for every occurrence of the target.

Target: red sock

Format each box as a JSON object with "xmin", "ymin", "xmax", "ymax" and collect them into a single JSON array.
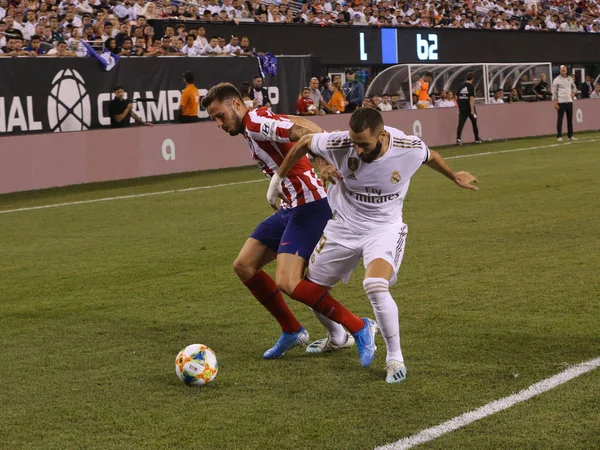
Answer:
[
  {"xmin": 291, "ymin": 280, "xmax": 364, "ymax": 334},
  {"xmin": 243, "ymin": 271, "xmax": 302, "ymax": 333}
]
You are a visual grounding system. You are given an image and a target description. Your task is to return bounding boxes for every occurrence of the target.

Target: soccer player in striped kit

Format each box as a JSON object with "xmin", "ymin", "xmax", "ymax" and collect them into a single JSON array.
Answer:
[
  {"xmin": 201, "ymin": 83, "xmax": 377, "ymax": 367},
  {"xmin": 267, "ymin": 108, "xmax": 478, "ymax": 382}
]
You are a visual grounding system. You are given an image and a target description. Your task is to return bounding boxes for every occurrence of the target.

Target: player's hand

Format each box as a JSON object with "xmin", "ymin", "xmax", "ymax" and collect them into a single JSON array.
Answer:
[
  {"xmin": 554, "ymin": 103, "xmax": 560, "ymax": 111},
  {"xmin": 266, "ymin": 173, "xmax": 287, "ymax": 209},
  {"xmin": 319, "ymin": 164, "xmax": 342, "ymax": 185},
  {"xmin": 454, "ymin": 171, "xmax": 478, "ymax": 191}
]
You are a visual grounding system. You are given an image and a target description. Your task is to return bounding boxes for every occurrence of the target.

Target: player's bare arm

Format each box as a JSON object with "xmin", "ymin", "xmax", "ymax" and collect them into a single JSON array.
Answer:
[
  {"xmin": 266, "ymin": 134, "xmax": 315, "ymax": 206},
  {"xmin": 426, "ymin": 150, "xmax": 478, "ymax": 191}
]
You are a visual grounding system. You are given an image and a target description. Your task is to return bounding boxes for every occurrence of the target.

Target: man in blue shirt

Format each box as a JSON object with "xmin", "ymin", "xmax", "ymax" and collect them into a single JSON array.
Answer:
[
  {"xmin": 342, "ymin": 69, "xmax": 365, "ymax": 113},
  {"xmin": 25, "ymin": 35, "xmax": 48, "ymax": 55}
]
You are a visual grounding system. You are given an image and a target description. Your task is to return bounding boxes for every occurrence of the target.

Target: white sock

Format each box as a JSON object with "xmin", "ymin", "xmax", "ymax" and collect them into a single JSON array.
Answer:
[
  {"xmin": 311, "ymin": 309, "xmax": 347, "ymax": 345},
  {"xmin": 363, "ymin": 277, "xmax": 404, "ymax": 364}
]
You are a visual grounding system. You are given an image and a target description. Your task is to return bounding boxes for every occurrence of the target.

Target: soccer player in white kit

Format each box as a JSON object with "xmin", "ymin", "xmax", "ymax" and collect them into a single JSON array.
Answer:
[{"xmin": 267, "ymin": 108, "xmax": 478, "ymax": 383}]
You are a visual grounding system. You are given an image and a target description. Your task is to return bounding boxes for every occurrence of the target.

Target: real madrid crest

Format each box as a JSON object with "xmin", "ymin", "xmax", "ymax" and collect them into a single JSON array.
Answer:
[
  {"xmin": 348, "ymin": 157, "xmax": 359, "ymax": 172},
  {"xmin": 390, "ymin": 171, "xmax": 401, "ymax": 184}
]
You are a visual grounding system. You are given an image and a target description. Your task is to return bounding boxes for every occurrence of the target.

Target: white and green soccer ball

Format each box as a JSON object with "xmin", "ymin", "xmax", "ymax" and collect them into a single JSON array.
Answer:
[{"xmin": 175, "ymin": 344, "xmax": 218, "ymax": 386}]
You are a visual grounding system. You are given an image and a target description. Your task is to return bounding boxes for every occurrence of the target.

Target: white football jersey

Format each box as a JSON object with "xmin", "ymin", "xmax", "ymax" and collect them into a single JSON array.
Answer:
[{"xmin": 310, "ymin": 126, "xmax": 430, "ymax": 231}]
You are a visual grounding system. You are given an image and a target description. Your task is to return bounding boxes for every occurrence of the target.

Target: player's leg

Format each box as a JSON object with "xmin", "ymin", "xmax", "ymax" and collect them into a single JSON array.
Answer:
[
  {"xmin": 456, "ymin": 111, "xmax": 468, "ymax": 144},
  {"xmin": 566, "ymin": 103, "xmax": 574, "ymax": 139},
  {"xmin": 234, "ymin": 213, "xmax": 304, "ymax": 342},
  {"xmin": 557, "ymin": 104, "xmax": 565, "ymax": 139},
  {"xmin": 293, "ymin": 219, "xmax": 378, "ymax": 367},
  {"xmin": 273, "ymin": 199, "xmax": 349, "ymax": 352},
  {"xmin": 362, "ymin": 224, "xmax": 409, "ymax": 383},
  {"xmin": 470, "ymin": 113, "xmax": 481, "ymax": 142}
]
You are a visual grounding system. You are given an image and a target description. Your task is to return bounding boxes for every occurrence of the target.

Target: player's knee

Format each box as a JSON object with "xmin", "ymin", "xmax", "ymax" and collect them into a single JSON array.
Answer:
[
  {"xmin": 232, "ymin": 258, "xmax": 257, "ymax": 281},
  {"xmin": 275, "ymin": 273, "xmax": 301, "ymax": 296}
]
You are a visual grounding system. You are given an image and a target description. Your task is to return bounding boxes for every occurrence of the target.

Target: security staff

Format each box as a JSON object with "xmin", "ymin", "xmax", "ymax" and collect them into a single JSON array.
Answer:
[
  {"xmin": 552, "ymin": 65, "xmax": 577, "ymax": 141},
  {"xmin": 179, "ymin": 71, "xmax": 200, "ymax": 123},
  {"xmin": 456, "ymin": 72, "xmax": 482, "ymax": 145},
  {"xmin": 108, "ymin": 85, "xmax": 152, "ymax": 128}
]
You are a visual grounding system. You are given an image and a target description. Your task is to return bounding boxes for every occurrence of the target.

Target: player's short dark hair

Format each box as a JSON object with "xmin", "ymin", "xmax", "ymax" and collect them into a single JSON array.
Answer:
[
  {"xmin": 201, "ymin": 82, "xmax": 243, "ymax": 109},
  {"xmin": 114, "ymin": 84, "xmax": 125, "ymax": 92},
  {"xmin": 424, "ymin": 71, "xmax": 433, "ymax": 77},
  {"xmin": 31, "ymin": 34, "xmax": 41, "ymax": 41},
  {"xmin": 253, "ymin": 74, "xmax": 263, "ymax": 80},
  {"xmin": 349, "ymin": 107, "xmax": 384, "ymax": 135},
  {"xmin": 183, "ymin": 71, "xmax": 194, "ymax": 83},
  {"xmin": 466, "ymin": 72, "xmax": 474, "ymax": 81}
]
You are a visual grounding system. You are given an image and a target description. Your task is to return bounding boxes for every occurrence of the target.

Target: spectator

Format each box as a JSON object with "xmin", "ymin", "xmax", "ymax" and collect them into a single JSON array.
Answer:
[
  {"xmin": 342, "ymin": 69, "xmax": 364, "ymax": 112},
  {"xmin": 142, "ymin": 25, "xmax": 154, "ymax": 48},
  {"xmin": 68, "ymin": 28, "xmax": 87, "ymax": 57},
  {"xmin": 533, "ymin": 73, "xmax": 551, "ymax": 101},
  {"xmin": 239, "ymin": 82, "xmax": 254, "ymax": 108},
  {"xmin": 223, "ymin": 35, "xmax": 242, "ymax": 55},
  {"xmin": 238, "ymin": 36, "xmax": 253, "ymax": 56},
  {"xmin": 201, "ymin": 36, "xmax": 223, "ymax": 55},
  {"xmin": 131, "ymin": 38, "xmax": 147, "ymax": 56},
  {"xmin": 195, "ymin": 26, "xmax": 208, "ymax": 50},
  {"xmin": 120, "ymin": 37, "xmax": 134, "ymax": 56},
  {"xmin": 321, "ymin": 76, "xmax": 332, "ymax": 104},
  {"xmin": 25, "ymin": 35, "xmax": 48, "ymax": 56},
  {"xmin": 5, "ymin": 16, "xmax": 24, "ymax": 39},
  {"xmin": 590, "ymin": 83, "xmax": 600, "ymax": 99},
  {"xmin": 182, "ymin": 34, "xmax": 201, "ymax": 56},
  {"xmin": 372, "ymin": 94, "xmax": 381, "ymax": 109},
  {"xmin": 141, "ymin": 2, "xmax": 159, "ymax": 20},
  {"xmin": 249, "ymin": 74, "xmax": 270, "ymax": 107},
  {"xmin": 580, "ymin": 75, "xmax": 594, "ymax": 99},
  {"xmin": 447, "ymin": 91, "xmax": 458, "ymax": 107},
  {"xmin": 378, "ymin": 94, "xmax": 393, "ymax": 111},
  {"xmin": 362, "ymin": 97, "xmax": 376, "ymax": 109},
  {"xmin": 490, "ymin": 90, "xmax": 505, "ymax": 104},
  {"xmin": 508, "ymin": 88, "xmax": 524, "ymax": 103},
  {"xmin": 309, "ymin": 77, "xmax": 329, "ymax": 114},
  {"xmin": 47, "ymin": 40, "xmax": 76, "ymax": 57},
  {"xmin": 296, "ymin": 87, "xmax": 317, "ymax": 115},
  {"xmin": 390, "ymin": 94, "xmax": 400, "ymax": 110},
  {"xmin": 327, "ymin": 81, "xmax": 347, "ymax": 114},
  {"xmin": 435, "ymin": 90, "xmax": 456, "ymax": 108}
]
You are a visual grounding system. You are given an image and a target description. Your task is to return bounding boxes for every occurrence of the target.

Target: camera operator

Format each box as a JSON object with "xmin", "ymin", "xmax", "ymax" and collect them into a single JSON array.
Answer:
[{"xmin": 108, "ymin": 85, "xmax": 152, "ymax": 128}]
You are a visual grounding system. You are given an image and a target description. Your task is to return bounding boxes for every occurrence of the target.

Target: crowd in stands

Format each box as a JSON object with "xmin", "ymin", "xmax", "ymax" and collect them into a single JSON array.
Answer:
[{"xmin": 2, "ymin": 0, "xmax": 600, "ymax": 57}]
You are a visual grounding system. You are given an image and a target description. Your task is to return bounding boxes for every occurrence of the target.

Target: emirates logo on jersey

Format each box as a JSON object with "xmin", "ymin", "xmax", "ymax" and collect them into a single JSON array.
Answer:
[{"xmin": 391, "ymin": 171, "xmax": 401, "ymax": 184}]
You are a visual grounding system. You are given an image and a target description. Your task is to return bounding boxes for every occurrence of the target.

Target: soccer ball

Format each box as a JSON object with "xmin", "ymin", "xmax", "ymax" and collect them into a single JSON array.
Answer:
[{"xmin": 175, "ymin": 344, "xmax": 218, "ymax": 386}]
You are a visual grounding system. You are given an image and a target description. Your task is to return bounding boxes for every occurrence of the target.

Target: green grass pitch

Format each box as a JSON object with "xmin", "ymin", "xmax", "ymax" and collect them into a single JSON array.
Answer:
[{"xmin": 1, "ymin": 133, "xmax": 599, "ymax": 449}]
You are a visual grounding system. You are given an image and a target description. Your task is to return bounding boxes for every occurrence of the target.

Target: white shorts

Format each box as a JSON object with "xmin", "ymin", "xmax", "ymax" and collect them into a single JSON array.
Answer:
[{"xmin": 306, "ymin": 217, "xmax": 408, "ymax": 288}]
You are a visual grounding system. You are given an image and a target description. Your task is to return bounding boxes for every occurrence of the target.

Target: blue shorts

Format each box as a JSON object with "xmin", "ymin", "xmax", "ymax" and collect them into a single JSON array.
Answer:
[{"xmin": 250, "ymin": 198, "xmax": 332, "ymax": 261}]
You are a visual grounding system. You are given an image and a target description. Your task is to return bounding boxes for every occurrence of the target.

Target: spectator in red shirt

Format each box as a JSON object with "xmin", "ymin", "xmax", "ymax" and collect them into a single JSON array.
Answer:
[{"xmin": 295, "ymin": 87, "xmax": 317, "ymax": 115}]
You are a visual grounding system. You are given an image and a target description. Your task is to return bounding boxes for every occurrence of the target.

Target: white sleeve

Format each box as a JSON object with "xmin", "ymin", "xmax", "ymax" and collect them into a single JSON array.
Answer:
[{"xmin": 310, "ymin": 131, "xmax": 352, "ymax": 162}]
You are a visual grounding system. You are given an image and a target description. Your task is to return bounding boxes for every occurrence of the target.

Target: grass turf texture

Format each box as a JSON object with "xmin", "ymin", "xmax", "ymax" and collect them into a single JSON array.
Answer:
[{"xmin": 1, "ymin": 134, "xmax": 599, "ymax": 449}]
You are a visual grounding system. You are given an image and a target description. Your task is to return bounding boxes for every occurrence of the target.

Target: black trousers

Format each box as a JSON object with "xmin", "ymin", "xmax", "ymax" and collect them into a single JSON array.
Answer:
[
  {"xmin": 457, "ymin": 110, "xmax": 480, "ymax": 141},
  {"xmin": 180, "ymin": 115, "xmax": 200, "ymax": 124},
  {"xmin": 557, "ymin": 103, "xmax": 573, "ymax": 138}
]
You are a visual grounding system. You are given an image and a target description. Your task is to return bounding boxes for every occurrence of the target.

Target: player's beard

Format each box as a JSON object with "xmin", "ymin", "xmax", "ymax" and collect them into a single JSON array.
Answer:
[
  {"xmin": 225, "ymin": 111, "xmax": 244, "ymax": 136},
  {"xmin": 359, "ymin": 140, "xmax": 383, "ymax": 163}
]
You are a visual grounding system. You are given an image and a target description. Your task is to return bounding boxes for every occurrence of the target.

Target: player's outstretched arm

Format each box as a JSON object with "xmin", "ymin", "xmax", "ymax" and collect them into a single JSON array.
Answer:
[
  {"xmin": 266, "ymin": 134, "xmax": 315, "ymax": 207},
  {"xmin": 426, "ymin": 150, "xmax": 478, "ymax": 191}
]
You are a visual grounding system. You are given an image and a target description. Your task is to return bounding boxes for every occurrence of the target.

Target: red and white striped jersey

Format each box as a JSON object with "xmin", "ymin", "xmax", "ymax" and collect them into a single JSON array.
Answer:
[{"xmin": 243, "ymin": 107, "xmax": 327, "ymax": 208}]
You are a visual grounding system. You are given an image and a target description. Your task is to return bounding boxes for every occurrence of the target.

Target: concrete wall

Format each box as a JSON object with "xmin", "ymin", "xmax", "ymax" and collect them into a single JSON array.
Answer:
[{"xmin": 1, "ymin": 100, "xmax": 599, "ymax": 194}]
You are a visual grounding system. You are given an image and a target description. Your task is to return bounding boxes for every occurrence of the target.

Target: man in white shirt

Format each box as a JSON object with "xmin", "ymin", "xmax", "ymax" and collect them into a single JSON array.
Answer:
[
  {"xmin": 552, "ymin": 65, "xmax": 577, "ymax": 140},
  {"xmin": 182, "ymin": 34, "xmax": 202, "ymax": 56},
  {"xmin": 201, "ymin": 36, "xmax": 222, "ymax": 55},
  {"xmin": 435, "ymin": 90, "xmax": 456, "ymax": 108},
  {"xmin": 377, "ymin": 94, "xmax": 393, "ymax": 111},
  {"xmin": 590, "ymin": 83, "xmax": 600, "ymax": 99},
  {"xmin": 194, "ymin": 26, "xmax": 208, "ymax": 50},
  {"xmin": 114, "ymin": 0, "xmax": 137, "ymax": 22},
  {"xmin": 489, "ymin": 90, "xmax": 505, "ymax": 104},
  {"xmin": 267, "ymin": 108, "xmax": 477, "ymax": 383},
  {"xmin": 223, "ymin": 35, "xmax": 241, "ymax": 56}
]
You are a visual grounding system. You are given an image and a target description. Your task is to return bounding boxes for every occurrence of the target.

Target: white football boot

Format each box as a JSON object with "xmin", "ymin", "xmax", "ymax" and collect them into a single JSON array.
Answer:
[
  {"xmin": 386, "ymin": 360, "xmax": 407, "ymax": 384},
  {"xmin": 306, "ymin": 332, "xmax": 355, "ymax": 353}
]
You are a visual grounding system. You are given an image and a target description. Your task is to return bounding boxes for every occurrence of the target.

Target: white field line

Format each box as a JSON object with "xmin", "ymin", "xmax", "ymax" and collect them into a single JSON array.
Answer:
[
  {"xmin": 0, "ymin": 139, "xmax": 595, "ymax": 216},
  {"xmin": 376, "ymin": 356, "xmax": 600, "ymax": 450}
]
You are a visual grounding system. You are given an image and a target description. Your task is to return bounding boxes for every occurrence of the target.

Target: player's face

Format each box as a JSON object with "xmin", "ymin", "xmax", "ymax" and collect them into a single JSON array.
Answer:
[
  {"xmin": 115, "ymin": 89, "xmax": 125, "ymax": 100},
  {"xmin": 207, "ymin": 98, "xmax": 245, "ymax": 136},
  {"xmin": 350, "ymin": 128, "xmax": 384, "ymax": 163}
]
